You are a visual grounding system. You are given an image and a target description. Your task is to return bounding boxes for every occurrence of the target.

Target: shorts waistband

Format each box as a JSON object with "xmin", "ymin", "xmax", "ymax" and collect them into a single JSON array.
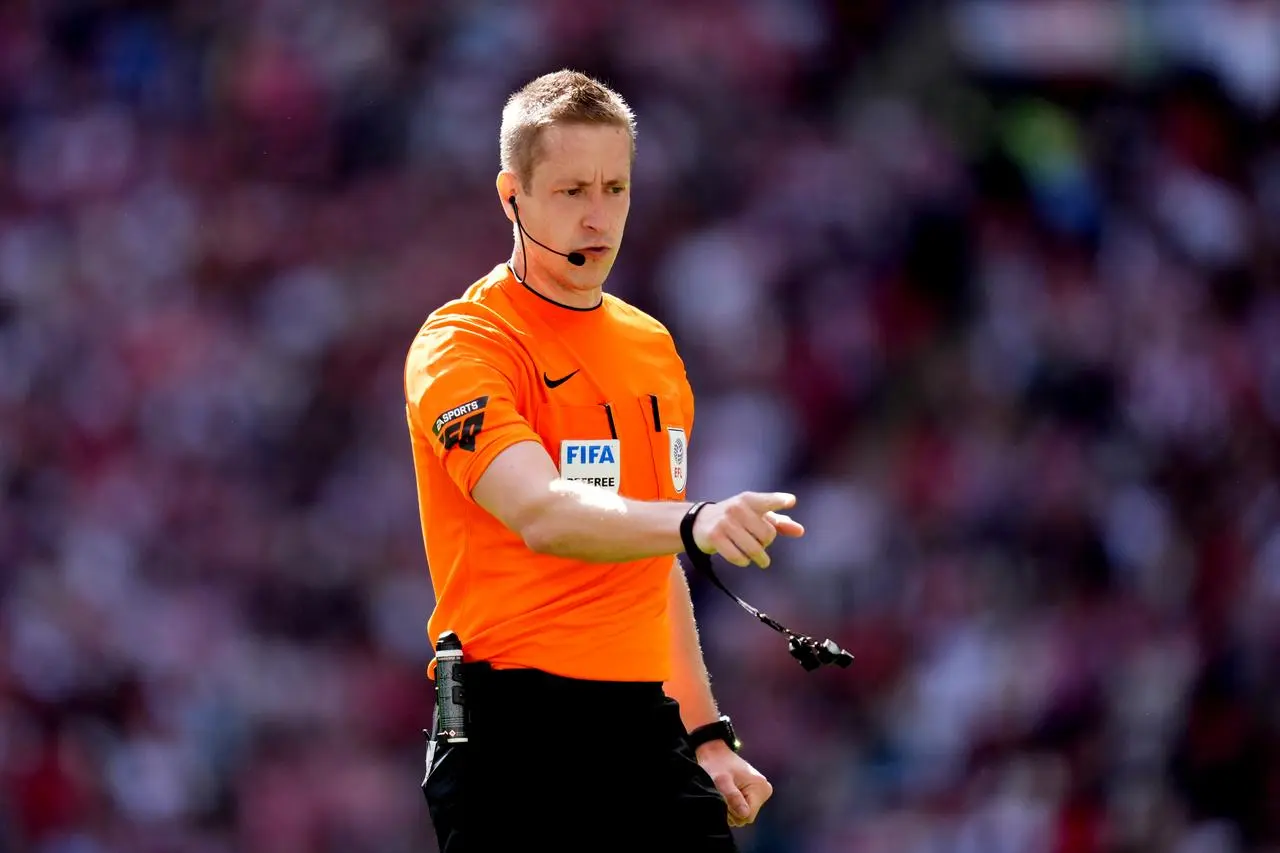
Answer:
[
  {"xmin": 430, "ymin": 662, "xmax": 680, "ymax": 746},
  {"xmin": 460, "ymin": 661, "xmax": 665, "ymax": 704}
]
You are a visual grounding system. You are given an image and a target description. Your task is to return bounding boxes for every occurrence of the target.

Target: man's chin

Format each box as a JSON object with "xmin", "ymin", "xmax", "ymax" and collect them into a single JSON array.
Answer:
[{"xmin": 565, "ymin": 267, "xmax": 610, "ymax": 289}]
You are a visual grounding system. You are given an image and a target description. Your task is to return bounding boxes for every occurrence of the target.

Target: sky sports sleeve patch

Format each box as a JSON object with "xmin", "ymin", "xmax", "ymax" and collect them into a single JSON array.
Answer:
[{"xmin": 432, "ymin": 395, "xmax": 489, "ymax": 452}]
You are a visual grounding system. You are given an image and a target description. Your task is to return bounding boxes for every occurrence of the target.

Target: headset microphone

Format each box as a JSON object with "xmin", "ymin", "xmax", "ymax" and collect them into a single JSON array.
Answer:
[{"xmin": 508, "ymin": 195, "xmax": 586, "ymax": 272}]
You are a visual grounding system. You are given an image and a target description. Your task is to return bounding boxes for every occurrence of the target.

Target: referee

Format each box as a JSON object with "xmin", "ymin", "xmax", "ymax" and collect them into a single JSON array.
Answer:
[{"xmin": 404, "ymin": 69, "xmax": 804, "ymax": 852}]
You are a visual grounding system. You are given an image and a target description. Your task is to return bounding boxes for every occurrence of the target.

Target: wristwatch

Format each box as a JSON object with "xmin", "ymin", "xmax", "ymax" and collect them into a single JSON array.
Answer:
[{"xmin": 687, "ymin": 715, "xmax": 741, "ymax": 753}]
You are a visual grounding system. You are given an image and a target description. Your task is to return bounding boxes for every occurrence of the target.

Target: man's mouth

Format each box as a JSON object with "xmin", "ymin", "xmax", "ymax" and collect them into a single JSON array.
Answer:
[{"xmin": 578, "ymin": 246, "xmax": 611, "ymax": 259}]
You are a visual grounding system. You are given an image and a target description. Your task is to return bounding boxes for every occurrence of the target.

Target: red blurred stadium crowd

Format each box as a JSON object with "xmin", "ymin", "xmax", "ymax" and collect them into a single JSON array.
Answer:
[{"xmin": 2, "ymin": 1, "xmax": 1279, "ymax": 852}]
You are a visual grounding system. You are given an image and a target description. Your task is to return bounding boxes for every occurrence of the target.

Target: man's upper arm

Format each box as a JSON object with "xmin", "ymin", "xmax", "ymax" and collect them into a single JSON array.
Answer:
[
  {"xmin": 405, "ymin": 317, "xmax": 545, "ymax": 501},
  {"xmin": 470, "ymin": 440, "xmax": 564, "ymax": 535}
]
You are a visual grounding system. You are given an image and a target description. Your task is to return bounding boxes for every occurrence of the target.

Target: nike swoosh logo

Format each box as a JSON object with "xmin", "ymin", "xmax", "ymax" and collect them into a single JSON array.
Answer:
[{"xmin": 543, "ymin": 370, "xmax": 580, "ymax": 389}]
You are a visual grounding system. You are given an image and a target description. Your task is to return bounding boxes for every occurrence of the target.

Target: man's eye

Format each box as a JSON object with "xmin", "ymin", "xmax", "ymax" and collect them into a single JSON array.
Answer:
[
  {"xmin": 610, "ymin": 186, "xmax": 627, "ymax": 194},
  {"xmin": 563, "ymin": 188, "xmax": 581, "ymax": 197}
]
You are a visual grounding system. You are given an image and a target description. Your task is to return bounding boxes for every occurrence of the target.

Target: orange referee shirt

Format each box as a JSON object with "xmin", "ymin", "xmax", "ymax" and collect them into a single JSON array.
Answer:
[{"xmin": 404, "ymin": 263, "xmax": 695, "ymax": 682}]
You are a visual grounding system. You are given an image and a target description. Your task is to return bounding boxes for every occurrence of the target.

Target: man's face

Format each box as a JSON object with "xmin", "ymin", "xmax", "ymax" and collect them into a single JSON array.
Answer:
[{"xmin": 515, "ymin": 123, "xmax": 631, "ymax": 295}]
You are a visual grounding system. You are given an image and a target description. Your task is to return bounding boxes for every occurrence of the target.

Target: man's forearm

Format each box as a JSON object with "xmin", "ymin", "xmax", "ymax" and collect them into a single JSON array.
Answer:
[
  {"xmin": 664, "ymin": 559, "xmax": 720, "ymax": 731},
  {"xmin": 520, "ymin": 480, "xmax": 692, "ymax": 563}
]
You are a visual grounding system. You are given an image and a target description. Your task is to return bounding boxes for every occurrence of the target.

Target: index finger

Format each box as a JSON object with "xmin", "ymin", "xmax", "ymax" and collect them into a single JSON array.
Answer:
[
  {"xmin": 745, "ymin": 492, "xmax": 796, "ymax": 512},
  {"xmin": 738, "ymin": 778, "xmax": 772, "ymax": 823},
  {"xmin": 741, "ymin": 777, "xmax": 773, "ymax": 809}
]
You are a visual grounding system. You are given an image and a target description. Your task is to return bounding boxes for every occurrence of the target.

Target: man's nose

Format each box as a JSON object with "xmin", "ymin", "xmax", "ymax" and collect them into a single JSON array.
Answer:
[{"xmin": 581, "ymin": 192, "xmax": 608, "ymax": 232}]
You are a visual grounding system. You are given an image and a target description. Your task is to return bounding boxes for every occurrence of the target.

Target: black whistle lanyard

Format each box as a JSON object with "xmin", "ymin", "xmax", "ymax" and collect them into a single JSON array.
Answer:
[{"xmin": 679, "ymin": 501, "xmax": 854, "ymax": 671}]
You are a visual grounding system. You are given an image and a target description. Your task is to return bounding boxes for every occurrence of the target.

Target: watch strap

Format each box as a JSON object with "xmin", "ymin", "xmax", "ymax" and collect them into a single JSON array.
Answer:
[{"xmin": 687, "ymin": 715, "xmax": 740, "ymax": 753}]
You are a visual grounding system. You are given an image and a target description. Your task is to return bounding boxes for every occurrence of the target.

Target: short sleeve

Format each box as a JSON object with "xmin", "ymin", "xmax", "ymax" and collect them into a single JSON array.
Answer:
[
  {"xmin": 405, "ymin": 316, "xmax": 542, "ymax": 498},
  {"xmin": 683, "ymin": 374, "xmax": 695, "ymax": 440},
  {"xmin": 671, "ymin": 339, "xmax": 695, "ymax": 439}
]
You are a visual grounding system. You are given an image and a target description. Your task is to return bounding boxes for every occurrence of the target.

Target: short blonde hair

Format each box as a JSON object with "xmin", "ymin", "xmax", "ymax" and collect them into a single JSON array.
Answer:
[{"xmin": 500, "ymin": 70, "xmax": 636, "ymax": 189}]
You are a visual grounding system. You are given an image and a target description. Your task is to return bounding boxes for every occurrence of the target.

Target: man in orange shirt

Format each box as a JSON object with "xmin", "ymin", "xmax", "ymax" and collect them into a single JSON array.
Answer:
[{"xmin": 405, "ymin": 69, "xmax": 804, "ymax": 852}]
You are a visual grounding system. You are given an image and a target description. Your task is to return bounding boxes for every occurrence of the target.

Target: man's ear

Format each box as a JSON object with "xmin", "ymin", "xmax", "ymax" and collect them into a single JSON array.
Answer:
[{"xmin": 496, "ymin": 171, "xmax": 520, "ymax": 224}]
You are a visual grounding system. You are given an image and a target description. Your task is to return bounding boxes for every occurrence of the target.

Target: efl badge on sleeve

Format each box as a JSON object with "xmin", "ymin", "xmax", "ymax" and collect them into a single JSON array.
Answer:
[{"xmin": 668, "ymin": 427, "xmax": 687, "ymax": 494}]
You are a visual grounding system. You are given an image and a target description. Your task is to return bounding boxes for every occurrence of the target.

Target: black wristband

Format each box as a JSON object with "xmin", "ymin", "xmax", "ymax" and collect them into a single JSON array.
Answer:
[
  {"xmin": 680, "ymin": 500, "xmax": 715, "ymax": 557},
  {"xmin": 687, "ymin": 715, "xmax": 741, "ymax": 753}
]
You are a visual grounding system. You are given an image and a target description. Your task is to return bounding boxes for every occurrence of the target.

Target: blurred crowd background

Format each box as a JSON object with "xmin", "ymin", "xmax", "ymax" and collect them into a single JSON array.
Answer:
[{"xmin": 3, "ymin": 0, "xmax": 1280, "ymax": 851}]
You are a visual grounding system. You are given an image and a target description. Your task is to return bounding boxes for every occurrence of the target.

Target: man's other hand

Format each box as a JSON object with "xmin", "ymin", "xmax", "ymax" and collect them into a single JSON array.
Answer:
[{"xmin": 695, "ymin": 741, "xmax": 773, "ymax": 827}]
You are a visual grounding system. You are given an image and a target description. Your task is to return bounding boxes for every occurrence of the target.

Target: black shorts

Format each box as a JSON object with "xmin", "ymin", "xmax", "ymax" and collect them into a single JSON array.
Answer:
[{"xmin": 422, "ymin": 663, "xmax": 739, "ymax": 852}]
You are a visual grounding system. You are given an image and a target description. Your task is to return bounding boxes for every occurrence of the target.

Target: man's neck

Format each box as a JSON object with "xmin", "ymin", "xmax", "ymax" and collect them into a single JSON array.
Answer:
[{"xmin": 508, "ymin": 257, "xmax": 602, "ymax": 310}]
